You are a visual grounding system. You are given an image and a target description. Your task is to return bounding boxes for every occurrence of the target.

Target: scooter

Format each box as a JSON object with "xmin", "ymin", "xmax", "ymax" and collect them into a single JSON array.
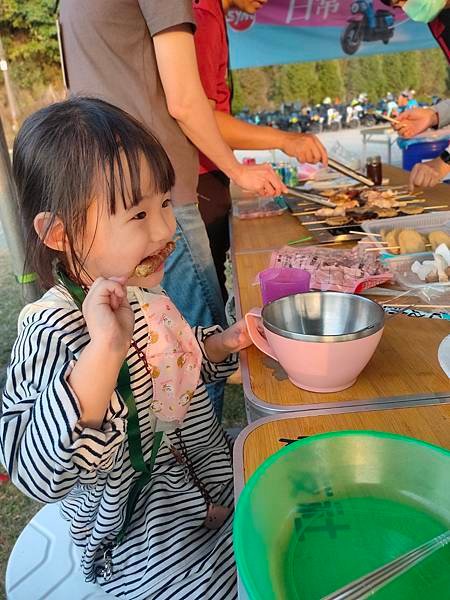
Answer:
[
  {"xmin": 341, "ymin": 0, "xmax": 395, "ymax": 56},
  {"xmin": 345, "ymin": 104, "xmax": 360, "ymax": 129},
  {"xmin": 326, "ymin": 108, "xmax": 342, "ymax": 132}
]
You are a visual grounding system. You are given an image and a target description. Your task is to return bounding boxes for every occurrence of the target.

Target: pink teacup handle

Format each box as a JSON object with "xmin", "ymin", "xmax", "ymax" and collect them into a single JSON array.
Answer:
[{"xmin": 245, "ymin": 307, "xmax": 277, "ymax": 361}]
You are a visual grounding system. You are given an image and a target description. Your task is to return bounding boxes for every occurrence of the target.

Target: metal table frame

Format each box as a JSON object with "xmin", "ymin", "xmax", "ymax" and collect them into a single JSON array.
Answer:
[{"xmin": 360, "ymin": 124, "xmax": 397, "ymax": 164}]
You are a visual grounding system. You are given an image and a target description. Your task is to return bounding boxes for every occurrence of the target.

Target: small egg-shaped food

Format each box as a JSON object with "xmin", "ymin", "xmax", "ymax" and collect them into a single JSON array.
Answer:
[
  {"xmin": 428, "ymin": 231, "xmax": 450, "ymax": 251},
  {"xmin": 398, "ymin": 229, "xmax": 427, "ymax": 254}
]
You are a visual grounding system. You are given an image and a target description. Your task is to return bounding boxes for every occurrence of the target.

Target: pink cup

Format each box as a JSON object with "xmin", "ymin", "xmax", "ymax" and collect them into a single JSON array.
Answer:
[
  {"xmin": 245, "ymin": 292, "xmax": 384, "ymax": 393},
  {"xmin": 259, "ymin": 267, "xmax": 310, "ymax": 305}
]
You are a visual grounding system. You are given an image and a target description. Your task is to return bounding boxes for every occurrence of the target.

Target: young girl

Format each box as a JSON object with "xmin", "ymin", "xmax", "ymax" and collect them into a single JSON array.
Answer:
[{"xmin": 0, "ymin": 98, "xmax": 251, "ymax": 600}]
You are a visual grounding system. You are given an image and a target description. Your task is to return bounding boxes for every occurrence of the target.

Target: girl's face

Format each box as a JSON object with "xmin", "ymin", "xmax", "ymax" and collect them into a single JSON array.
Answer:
[{"xmin": 77, "ymin": 159, "xmax": 176, "ymax": 288}]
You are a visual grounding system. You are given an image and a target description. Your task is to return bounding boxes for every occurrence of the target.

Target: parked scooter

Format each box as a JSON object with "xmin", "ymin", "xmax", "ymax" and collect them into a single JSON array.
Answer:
[
  {"xmin": 326, "ymin": 107, "xmax": 343, "ymax": 131},
  {"xmin": 345, "ymin": 104, "xmax": 361, "ymax": 129},
  {"xmin": 341, "ymin": 0, "xmax": 395, "ymax": 56}
]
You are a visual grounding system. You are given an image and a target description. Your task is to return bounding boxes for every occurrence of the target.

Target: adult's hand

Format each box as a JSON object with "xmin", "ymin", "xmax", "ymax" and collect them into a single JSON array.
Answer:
[
  {"xmin": 409, "ymin": 157, "xmax": 450, "ymax": 190},
  {"xmin": 281, "ymin": 132, "xmax": 328, "ymax": 165},
  {"xmin": 395, "ymin": 108, "xmax": 439, "ymax": 138},
  {"xmin": 229, "ymin": 163, "xmax": 287, "ymax": 197}
]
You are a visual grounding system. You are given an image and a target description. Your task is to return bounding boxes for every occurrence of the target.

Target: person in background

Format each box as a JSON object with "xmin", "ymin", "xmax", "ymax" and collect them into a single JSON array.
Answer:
[
  {"xmin": 398, "ymin": 91, "xmax": 409, "ymax": 111},
  {"xmin": 406, "ymin": 90, "xmax": 419, "ymax": 110},
  {"xmin": 192, "ymin": 0, "xmax": 327, "ymax": 302},
  {"xmin": 386, "ymin": 93, "xmax": 399, "ymax": 118},
  {"xmin": 381, "ymin": 0, "xmax": 450, "ymax": 187},
  {"xmin": 59, "ymin": 0, "xmax": 285, "ymax": 419}
]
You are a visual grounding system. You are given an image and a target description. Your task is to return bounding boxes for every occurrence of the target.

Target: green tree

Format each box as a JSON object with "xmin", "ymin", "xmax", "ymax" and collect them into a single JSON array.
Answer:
[
  {"xmin": 230, "ymin": 74, "xmax": 246, "ymax": 113},
  {"xmin": 381, "ymin": 53, "xmax": 404, "ymax": 95},
  {"xmin": 1, "ymin": 0, "xmax": 61, "ymax": 89},
  {"xmin": 316, "ymin": 60, "xmax": 344, "ymax": 102},
  {"xmin": 342, "ymin": 58, "xmax": 367, "ymax": 100},
  {"xmin": 232, "ymin": 68, "xmax": 269, "ymax": 111},
  {"xmin": 278, "ymin": 63, "xmax": 320, "ymax": 104}
]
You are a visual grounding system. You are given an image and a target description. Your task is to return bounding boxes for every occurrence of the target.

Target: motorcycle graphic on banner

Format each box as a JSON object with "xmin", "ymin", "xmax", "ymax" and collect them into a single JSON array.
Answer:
[{"xmin": 227, "ymin": 0, "xmax": 437, "ymax": 68}]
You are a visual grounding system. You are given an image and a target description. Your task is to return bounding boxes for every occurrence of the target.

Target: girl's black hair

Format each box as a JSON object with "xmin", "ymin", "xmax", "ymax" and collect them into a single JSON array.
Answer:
[{"xmin": 13, "ymin": 96, "xmax": 175, "ymax": 289}]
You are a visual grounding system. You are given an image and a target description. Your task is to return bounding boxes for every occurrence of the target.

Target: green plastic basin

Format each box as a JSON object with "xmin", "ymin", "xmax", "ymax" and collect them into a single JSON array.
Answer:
[{"xmin": 234, "ymin": 431, "xmax": 450, "ymax": 600}]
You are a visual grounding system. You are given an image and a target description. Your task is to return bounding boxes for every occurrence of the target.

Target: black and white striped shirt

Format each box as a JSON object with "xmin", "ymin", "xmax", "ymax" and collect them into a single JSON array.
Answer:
[{"xmin": 1, "ymin": 286, "xmax": 238, "ymax": 599}]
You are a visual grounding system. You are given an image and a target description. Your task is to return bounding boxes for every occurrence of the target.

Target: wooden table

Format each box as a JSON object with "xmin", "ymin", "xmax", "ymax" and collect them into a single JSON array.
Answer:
[
  {"xmin": 231, "ymin": 165, "xmax": 450, "ymax": 421},
  {"xmin": 233, "ymin": 404, "xmax": 450, "ymax": 599},
  {"xmin": 233, "ymin": 404, "xmax": 450, "ymax": 498}
]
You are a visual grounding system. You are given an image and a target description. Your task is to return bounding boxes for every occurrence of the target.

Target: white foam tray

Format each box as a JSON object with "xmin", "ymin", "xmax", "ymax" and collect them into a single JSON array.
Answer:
[{"xmin": 385, "ymin": 251, "xmax": 450, "ymax": 291}]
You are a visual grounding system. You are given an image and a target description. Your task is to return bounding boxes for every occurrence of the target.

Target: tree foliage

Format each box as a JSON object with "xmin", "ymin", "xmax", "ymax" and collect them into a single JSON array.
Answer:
[
  {"xmin": 231, "ymin": 49, "xmax": 450, "ymax": 112},
  {"xmin": 0, "ymin": 2, "xmax": 449, "ymax": 119},
  {"xmin": 0, "ymin": 0, "xmax": 60, "ymax": 89}
]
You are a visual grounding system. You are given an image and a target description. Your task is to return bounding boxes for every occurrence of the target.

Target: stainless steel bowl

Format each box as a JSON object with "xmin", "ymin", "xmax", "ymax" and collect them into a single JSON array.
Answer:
[{"xmin": 262, "ymin": 291, "xmax": 385, "ymax": 343}]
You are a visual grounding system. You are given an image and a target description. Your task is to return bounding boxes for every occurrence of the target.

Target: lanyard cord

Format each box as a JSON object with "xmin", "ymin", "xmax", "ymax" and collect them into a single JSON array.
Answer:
[{"xmin": 58, "ymin": 272, "xmax": 163, "ymax": 546}]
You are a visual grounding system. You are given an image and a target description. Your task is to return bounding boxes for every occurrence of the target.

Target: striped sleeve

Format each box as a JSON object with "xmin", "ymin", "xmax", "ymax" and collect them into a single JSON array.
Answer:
[
  {"xmin": 194, "ymin": 325, "xmax": 238, "ymax": 383},
  {"xmin": 0, "ymin": 308, "xmax": 126, "ymax": 503}
]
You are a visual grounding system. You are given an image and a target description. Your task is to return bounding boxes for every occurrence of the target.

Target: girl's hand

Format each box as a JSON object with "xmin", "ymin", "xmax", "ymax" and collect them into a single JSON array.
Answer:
[
  {"xmin": 221, "ymin": 319, "xmax": 252, "ymax": 353},
  {"xmin": 204, "ymin": 319, "xmax": 253, "ymax": 363},
  {"xmin": 83, "ymin": 277, "xmax": 134, "ymax": 355}
]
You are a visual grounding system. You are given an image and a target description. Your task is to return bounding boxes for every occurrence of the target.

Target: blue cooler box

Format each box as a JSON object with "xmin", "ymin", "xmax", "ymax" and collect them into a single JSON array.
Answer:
[{"xmin": 398, "ymin": 135, "xmax": 450, "ymax": 171}]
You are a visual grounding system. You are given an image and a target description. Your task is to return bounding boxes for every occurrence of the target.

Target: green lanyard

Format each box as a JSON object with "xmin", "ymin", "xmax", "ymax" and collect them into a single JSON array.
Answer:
[{"xmin": 59, "ymin": 273, "xmax": 163, "ymax": 545}]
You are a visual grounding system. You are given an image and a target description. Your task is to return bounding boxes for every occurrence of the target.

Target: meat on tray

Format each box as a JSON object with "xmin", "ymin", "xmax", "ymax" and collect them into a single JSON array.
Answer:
[
  {"xmin": 269, "ymin": 245, "xmax": 392, "ymax": 293},
  {"xmin": 305, "ymin": 187, "xmax": 429, "ymax": 226}
]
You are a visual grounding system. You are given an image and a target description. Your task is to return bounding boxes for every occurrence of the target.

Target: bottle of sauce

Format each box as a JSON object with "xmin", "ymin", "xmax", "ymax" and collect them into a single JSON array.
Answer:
[{"xmin": 366, "ymin": 155, "xmax": 382, "ymax": 186}]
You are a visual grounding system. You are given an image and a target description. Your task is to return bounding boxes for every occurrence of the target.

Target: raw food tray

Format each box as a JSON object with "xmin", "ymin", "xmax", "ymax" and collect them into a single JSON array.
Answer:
[
  {"xmin": 283, "ymin": 194, "xmax": 363, "ymax": 244},
  {"xmin": 362, "ymin": 211, "xmax": 450, "ymax": 257},
  {"xmin": 385, "ymin": 251, "xmax": 450, "ymax": 292}
]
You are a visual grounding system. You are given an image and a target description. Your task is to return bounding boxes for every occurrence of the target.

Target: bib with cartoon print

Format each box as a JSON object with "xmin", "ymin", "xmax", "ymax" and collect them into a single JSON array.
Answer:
[{"xmin": 134, "ymin": 289, "xmax": 202, "ymax": 428}]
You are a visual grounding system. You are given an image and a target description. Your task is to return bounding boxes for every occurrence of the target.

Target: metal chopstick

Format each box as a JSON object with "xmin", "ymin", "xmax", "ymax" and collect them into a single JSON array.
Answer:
[
  {"xmin": 323, "ymin": 530, "xmax": 450, "ymax": 600},
  {"xmin": 328, "ymin": 157, "xmax": 375, "ymax": 187}
]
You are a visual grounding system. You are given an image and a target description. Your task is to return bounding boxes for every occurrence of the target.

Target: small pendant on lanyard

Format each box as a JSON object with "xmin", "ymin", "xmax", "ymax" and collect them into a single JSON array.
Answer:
[{"xmin": 204, "ymin": 504, "xmax": 232, "ymax": 530}]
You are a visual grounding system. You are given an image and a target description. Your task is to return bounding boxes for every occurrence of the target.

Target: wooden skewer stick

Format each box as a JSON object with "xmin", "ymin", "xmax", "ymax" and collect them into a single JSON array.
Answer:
[
  {"xmin": 308, "ymin": 224, "xmax": 353, "ymax": 231},
  {"xmin": 306, "ymin": 219, "xmax": 341, "ymax": 225},
  {"xmin": 294, "ymin": 210, "xmax": 321, "ymax": 216},
  {"xmin": 364, "ymin": 243, "xmax": 432, "ymax": 252},
  {"xmin": 396, "ymin": 199, "xmax": 426, "ymax": 205},
  {"xmin": 350, "ymin": 230, "xmax": 382, "ymax": 237},
  {"xmin": 307, "ymin": 204, "xmax": 448, "ymax": 224}
]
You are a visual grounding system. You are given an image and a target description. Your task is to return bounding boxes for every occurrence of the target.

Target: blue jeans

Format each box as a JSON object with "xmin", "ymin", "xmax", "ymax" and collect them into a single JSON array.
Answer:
[{"xmin": 163, "ymin": 203, "xmax": 226, "ymax": 419}]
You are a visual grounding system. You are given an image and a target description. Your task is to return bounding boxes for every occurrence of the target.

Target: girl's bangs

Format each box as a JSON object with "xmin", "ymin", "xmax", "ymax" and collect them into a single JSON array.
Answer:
[{"xmin": 99, "ymin": 125, "xmax": 175, "ymax": 215}]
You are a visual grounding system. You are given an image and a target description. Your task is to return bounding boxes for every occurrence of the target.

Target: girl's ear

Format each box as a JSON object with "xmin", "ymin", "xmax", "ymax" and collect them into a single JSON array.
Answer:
[{"xmin": 33, "ymin": 212, "xmax": 66, "ymax": 251}]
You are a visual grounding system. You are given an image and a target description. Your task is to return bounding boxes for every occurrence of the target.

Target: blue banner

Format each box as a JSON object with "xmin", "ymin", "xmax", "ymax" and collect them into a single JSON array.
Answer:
[{"xmin": 226, "ymin": 1, "xmax": 438, "ymax": 69}]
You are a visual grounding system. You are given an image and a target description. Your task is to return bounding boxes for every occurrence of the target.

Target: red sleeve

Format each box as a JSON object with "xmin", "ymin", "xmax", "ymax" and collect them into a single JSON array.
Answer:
[{"xmin": 193, "ymin": 8, "xmax": 224, "ymax": 104}]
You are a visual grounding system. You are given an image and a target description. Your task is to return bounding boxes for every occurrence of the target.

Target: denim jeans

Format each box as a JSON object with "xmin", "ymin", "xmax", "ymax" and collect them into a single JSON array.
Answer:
[{"xmin": 163, "ymin": 203, "xmax": 226, "ymax": 419}]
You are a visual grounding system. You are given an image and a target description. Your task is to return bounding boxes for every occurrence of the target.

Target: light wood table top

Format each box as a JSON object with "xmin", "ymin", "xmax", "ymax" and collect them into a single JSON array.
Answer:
[
  {"xmin": 233, "ymin": 404, "xmax": 450, "ymax": 494},
  {"xmin": 231, "ymin": 165, "xmax": 450, "ymax": 416}
]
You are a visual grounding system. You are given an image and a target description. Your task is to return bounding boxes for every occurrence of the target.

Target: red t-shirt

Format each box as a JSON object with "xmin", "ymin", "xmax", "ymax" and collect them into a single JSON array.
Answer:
[
  {"xmin": 193, "ymin": 0, "xmax": 231, "ymax": 174},
  {"xmin": 429, "ymin": 9, "xmax": 450, "ymax": 63}
]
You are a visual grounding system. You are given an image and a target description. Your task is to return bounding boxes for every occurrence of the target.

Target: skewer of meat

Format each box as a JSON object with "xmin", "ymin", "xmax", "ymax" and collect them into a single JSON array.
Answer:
[{"xmin": 134, "ymin": 240, "xmax": 176, "ymax": 277}]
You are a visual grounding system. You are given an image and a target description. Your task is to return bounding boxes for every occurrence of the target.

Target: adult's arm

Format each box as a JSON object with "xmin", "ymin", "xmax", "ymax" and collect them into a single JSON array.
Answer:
[
  {"xmin": 434, "ymin": 99, "xmax": 450, "ymax": 128},
  {"xmin": 153, "ymin": 25, "xmax": 285, "ymax": 195},
  {"xmin": 214, "ymin": 111, "xmax": 328, "ymax": 165}
]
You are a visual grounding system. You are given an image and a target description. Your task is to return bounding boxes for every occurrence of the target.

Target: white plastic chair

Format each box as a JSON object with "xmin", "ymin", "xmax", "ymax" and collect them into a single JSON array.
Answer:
[{"xmin": 6, "ymin": 503, "xmax": 112, "ymax": 599}]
